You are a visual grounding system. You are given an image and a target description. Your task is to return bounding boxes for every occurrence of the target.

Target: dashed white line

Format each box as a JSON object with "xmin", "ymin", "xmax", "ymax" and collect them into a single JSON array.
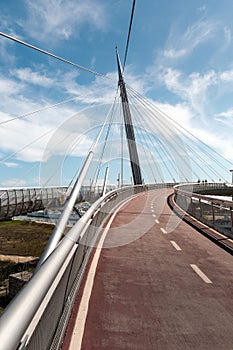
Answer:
[
  {"xmin": 170, "ymin": 240, "xmax": 182, "ymax": 251},
  {"xmin": 151, "ymin": 209, "xmax": 154, "ymax": 212},
  {"xmin": 160, "ymin": 228, "xmax": 167, "ymax": 234},
  {"xmin": 152, "ymin": 214, "xmax": 156, "ymax": 217},
  {"xmin": 190, "ymin": 264, "xmax": 212, "ymax": 284},
  {"xmin": 155, "ymin": 219, "xmax": 159, "ymax": 224}
]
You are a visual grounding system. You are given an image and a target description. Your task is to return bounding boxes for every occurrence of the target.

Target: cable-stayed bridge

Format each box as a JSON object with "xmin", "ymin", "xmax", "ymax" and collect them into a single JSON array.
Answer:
[{"xmin": 0, "ymin": 2, "xmax": 233, "ymax": 349}]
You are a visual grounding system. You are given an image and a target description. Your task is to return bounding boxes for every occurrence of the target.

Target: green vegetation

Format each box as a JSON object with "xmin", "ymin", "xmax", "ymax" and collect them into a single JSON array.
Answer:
[
  {"xmin": 0, "ymin": 220, "xmax": 54, "ymax": 257},
  {"xmin": 0, "ymin": 220, "xmax": 55, "ymax": 313}
]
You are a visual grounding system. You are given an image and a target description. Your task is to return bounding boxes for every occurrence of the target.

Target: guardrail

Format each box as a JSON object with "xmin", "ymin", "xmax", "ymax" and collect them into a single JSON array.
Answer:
[
  {"xmin": 0, "ymin": 185, "xmax": 116, "ymax": 221},
  {"xmin": 0, "ymin": 183, "xmax": 173, "ymax": 350},
  {"xmin": 174, "ymin": 183, "xmax": 233, "ymax": 238},
  {"xmin": 174, "ymin": 182, "xmax": 233, "ymax": 195},
  {"xmin": 0, "ymin": 187, "xmax": 68, "ymax": 220}
]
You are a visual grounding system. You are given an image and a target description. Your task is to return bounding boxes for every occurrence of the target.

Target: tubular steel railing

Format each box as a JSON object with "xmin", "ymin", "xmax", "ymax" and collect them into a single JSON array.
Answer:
[
  {"xmin": 0, "ymin": 187, "xmax": 68, "ymax": 220},
  {"xmin": 174, "ymin": 183, "xmax": 233, "ymax": 238},
  {"xmin": 0, "ymin": 183, "xmax": 173, "ymax": 350},
  {"xmin": 0, "ymin": 185, "xmax": 113, "ymax": 221}
]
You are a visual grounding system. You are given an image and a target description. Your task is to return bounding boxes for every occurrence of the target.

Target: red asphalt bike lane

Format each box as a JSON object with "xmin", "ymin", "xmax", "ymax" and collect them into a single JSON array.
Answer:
[{"xmin": 62, "ymin": 189, "xmax": 233, "ymax": 350}]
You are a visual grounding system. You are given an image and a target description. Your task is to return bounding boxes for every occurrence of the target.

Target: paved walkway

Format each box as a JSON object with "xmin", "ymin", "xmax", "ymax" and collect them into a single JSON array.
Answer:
[{"xmin": 62, "ymin": 189, "xmax": 233, "ymax": 350}]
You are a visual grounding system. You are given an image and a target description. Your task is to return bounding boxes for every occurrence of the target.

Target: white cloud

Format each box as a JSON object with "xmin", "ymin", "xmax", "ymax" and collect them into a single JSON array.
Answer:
[
  {"xmin": 0, "ymin": 75, "xmax": 23, "ymax": 95},
  {"xmin": 19, "ymin": 0, "xmax": 108, "ymax": 43},
  {"xmin": 4, "ymin": 162, "xmax": 19, "ymax": 167},
  {"xmin": 157, "ymin": 68, "xmax": 217, "ymax": 117},
  {"xmin": 163, "ymin": 19, "xmax": 219, "ymax": 60},
  {"xmin": 224, "ymin": 27, "xmax": 232, "ymax": 43},
  {"xmin": 215, "ymin": 108, "xmax": 233, "ymax": 118},
  {"xmin": 153, "ymin": 102, "xmax": 194, "ymax": 127},
  {"xmin": 163, "ymin": 49, "xmax": 186, "ymax": 59},
  {"xmin": 0, "ymin": 40, "xmax": 14, "ymax": 64},
  {"xmin": 198, "ymin": 6, "xmax": 207, "ymax": 13},
  {"xmin": 0, "ymin": 86, "xmax": 118, "ymax": 166},
  {"xmin": 1, "ymin": 178, "xmax": 27, "ymax": 187},
  {"xmin": 219, "ymin": 69, "xmax": 233, "ymax": 82},
  {"xmin": 11, "ymin": 68, "xmax": 54, "ymax": 87},
  {"xmin": 189, "ymin": 126, "xmax": 233, "ymax": 161},
  {"xmin": 214, "ymin": 108, "xmax": 233, "ymax": 126},
  {"xmin": 59, "ymin": 70, "xmax": 117, "ymax": 104},
  {"xmin": 0, "ymin": 60, "xmax": 116, "ymax": 167},
  {"xmin": 156, "ymin": 65, "xmax": 233, "ymax": 125}
]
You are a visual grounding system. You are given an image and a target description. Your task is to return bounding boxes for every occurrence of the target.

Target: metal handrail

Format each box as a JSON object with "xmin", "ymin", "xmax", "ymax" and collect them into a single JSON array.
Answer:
[
  {"xmin": 0, "ymin": 184, "xmax": 153, "ymax": 350},
  {"xmin": 0, "ymin": 186, "xmax": 68, "ymax": 220},
  {"xmin": 174, "ymin": 183, "xmax": 233, "ymax": 238},
  {"xmin": 174, "ymin": 189, "xmax": 233, "ymax": 207},
  {"xmin": 174, "ymin": 183, "xmax": 233, "ymax": 207}
]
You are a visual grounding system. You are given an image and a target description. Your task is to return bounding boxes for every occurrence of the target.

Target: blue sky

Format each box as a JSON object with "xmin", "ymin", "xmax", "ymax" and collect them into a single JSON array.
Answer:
[{"xmin": 0, "ymin": 0, "xmax": 233, "ymax": 187}]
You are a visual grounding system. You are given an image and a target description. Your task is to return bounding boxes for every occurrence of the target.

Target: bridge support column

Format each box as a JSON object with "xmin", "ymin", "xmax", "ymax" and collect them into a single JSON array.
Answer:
[{"xmin": 116, "ymin": 48, "xmax": 142, "ymax": 185}]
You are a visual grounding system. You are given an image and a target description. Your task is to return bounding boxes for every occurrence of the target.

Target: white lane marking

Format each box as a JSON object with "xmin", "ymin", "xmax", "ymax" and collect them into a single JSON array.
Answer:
[
  {"xmin": 69, "ymin": 197, "xmax": 135, "ymax": 350},
  {"xmin": 151, "ymin": 209, "xmax": 154, "ymax": 213},
  {"xmin": 190, "ymin": 264, "xmax": 212, "ymax": 284},
  {"xmin": 155, "ymin": 219, "xmax": 159, "ymax": 224},
  {"xmin": 152, "ymin": 214, "xmax": 156, "ymax": 217},
  {"xmin": 170, "ymin": 240, "xmax": 182, "ymax": 251},
  {"xmin": 160, "ymin": 228, "xmax": 167, "ymax": 234}
]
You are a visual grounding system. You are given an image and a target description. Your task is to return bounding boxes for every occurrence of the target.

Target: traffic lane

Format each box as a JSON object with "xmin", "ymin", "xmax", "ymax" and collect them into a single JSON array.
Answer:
[
  {"xmin": 62, "ymin": 189, "xmax": 169, "ymax": 350},
  {"xmin": 79, "ymin": 189, "xmax": 233, "ymax": 349},
  {"xmin": 150, "ymin": 189, "xmax": 233, "ymax": 347},
  {"xmin": 102, "ymin": 189, "xmax": 166, "ymax": 249},
  {"xmin": 155, "ymin": 192, "xmax": 233, "ymax": 297}
]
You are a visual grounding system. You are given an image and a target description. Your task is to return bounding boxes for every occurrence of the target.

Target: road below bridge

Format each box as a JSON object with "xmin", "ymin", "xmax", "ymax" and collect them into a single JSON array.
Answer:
[{"xmin": 62, "ymin": 189, "xmax": 233, "ymax": 350}]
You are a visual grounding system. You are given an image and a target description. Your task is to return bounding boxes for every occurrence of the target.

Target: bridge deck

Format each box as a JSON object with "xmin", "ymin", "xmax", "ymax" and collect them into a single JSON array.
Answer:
[{"xmin": 62, "ymin": 189, "xmax": 233, "ymax": 350}]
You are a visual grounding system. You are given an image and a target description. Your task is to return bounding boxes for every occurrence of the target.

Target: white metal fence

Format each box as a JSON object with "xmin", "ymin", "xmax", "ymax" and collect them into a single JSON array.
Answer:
[
  {"xmin": 0, "ymin": 183, "xmax": 173, "ymax": 350},
  {"xmin": 174, "ymin": 183, "xmax": 233, "ymax": 238}
]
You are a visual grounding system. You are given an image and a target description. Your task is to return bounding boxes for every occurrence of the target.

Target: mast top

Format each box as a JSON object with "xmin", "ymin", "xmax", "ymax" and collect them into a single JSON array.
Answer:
[{"xmin": 116, "ymin": 46, "xmax": 124, "ymax": 86}]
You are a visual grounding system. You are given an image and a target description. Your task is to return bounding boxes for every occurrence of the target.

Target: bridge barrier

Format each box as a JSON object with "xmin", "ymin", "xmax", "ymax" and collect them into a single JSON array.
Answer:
[
  {"xmin": 174, "ymin": 183, "xmax": 233, "ymax": 238},
  {"xmin": 0, "ymin": 185, "xmax": 114, "ymax": 221},
  {"xmin": 0, "ymin": 187, "xmax": 69, "ymax": 220},
  {"xmin": 173, "ymin": 182, "xmax": 233, "ymax": 196},
  {"xmin": 0, "ymin": 183, "xmax": 174, "ymax": 350}
]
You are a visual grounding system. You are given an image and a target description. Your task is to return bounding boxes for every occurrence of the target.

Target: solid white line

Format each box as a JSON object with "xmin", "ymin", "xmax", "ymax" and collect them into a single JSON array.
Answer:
[
  {"xmin": 155, "ymin": 219, "xmax": 159, "ymax": 224},
  {"xmin": 160, "ymin": 228, "xmax": 167, "ymax": 234},
  {"xmin": 190, "ymin": 264, "xmax": 212, "ymax": 284},
  {"xmin": 170, "ymin": 240, "xmax": 182, "ymax": 251},
  {"xmin": 69, "ymin": 197, "xmax": 135, "ymax": 350}
]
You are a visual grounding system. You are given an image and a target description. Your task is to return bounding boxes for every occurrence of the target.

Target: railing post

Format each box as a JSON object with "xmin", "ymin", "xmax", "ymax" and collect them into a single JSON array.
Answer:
[
  {"xmin": 189, "ymin": 196, "xmax": 193, "ymax": 215},
  {"xmin": 211, "ymin": 202, "xmax": 215, "ymax": 225},
  {"xmin": 6, "ymin": 190, "xmax": 10, "ymax": 218},
  {"xmin": 12, "ymin": 189, "xmax": 17, "ymax": 217},
  {"xmin": 199, "ymin": 199, "xmax": 203, "ymax": 218},
  {"xmin": 231, "ymin": 206, "xmax": 233, "ymax": 233}
]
